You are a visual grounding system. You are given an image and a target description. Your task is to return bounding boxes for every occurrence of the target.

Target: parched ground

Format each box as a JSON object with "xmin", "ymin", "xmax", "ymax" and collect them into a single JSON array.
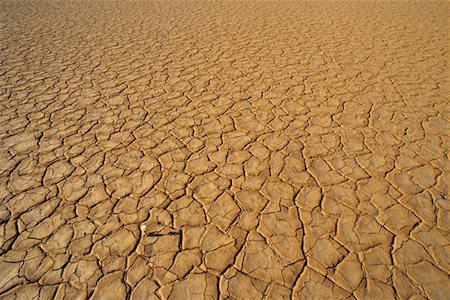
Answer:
[{"xmin": 0, "ymin": 0, "xmax": 449, "ymax": 299}]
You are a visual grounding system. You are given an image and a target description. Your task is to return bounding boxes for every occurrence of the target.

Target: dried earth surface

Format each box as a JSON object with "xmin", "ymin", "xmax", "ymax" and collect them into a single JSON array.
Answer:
[{"xmin": 0, "ymin": 0, "xmax": 449, "ymax": 299}]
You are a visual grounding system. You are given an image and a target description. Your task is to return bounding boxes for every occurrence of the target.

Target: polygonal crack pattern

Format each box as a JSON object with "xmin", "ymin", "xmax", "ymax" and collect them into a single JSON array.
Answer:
[{"xmin": 0, "ymin": 0, "xmax": 449, "ymax": 299}]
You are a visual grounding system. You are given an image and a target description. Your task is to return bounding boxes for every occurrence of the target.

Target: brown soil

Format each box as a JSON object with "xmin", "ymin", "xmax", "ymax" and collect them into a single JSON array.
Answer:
[{"xmin": 0, "ymin": 0, "xmax": 449, "ymax": 299}]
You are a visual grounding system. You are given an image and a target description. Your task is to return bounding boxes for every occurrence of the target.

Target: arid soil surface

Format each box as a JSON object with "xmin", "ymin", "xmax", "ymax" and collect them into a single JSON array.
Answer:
[{"xmin": 0, "ymin": 0, "xmax": 449, "ymax": 299}]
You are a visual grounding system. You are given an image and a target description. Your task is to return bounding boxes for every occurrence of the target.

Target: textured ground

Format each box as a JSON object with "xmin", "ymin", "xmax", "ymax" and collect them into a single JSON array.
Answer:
[{"xmin": 0, "ymin": 0, "xmax": 449, "ymax": 299}]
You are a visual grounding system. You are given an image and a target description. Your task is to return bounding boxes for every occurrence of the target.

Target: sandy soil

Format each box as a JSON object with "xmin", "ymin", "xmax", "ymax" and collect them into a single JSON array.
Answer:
[{"xmin": 0, "ymin": 0, "xmax": 449, "ymax": 299}]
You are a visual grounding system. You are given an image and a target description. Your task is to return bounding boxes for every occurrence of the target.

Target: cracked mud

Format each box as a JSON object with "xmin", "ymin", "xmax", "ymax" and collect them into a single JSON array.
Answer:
[{"xmin": 0, "ymin": 0, "xmax": 449, "ymax": 299}]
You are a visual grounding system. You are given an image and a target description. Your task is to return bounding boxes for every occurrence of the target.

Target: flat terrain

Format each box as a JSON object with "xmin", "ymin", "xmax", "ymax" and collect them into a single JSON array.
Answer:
[{"xmin": 0, "ymin": 0, "xmax": 449, "ymax": 299}]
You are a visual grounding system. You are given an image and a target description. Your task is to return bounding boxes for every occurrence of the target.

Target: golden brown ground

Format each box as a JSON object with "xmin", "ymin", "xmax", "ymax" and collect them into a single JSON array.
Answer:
[{"xmin": 0, "ymin": 0, "xmax": 449, "ymax": 299}]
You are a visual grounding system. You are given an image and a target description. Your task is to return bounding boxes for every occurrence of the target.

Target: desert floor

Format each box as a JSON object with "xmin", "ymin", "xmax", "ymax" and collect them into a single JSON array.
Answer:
[{"xmin": 0, "ymin": 0, "xmax": 449, "ymax": 299}]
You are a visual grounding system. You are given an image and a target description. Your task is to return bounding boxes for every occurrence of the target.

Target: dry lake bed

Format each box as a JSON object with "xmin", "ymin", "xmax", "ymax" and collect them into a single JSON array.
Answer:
[{"xmin": 0, "ymin": 0, "xmax": 449, "ymax": 299}]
